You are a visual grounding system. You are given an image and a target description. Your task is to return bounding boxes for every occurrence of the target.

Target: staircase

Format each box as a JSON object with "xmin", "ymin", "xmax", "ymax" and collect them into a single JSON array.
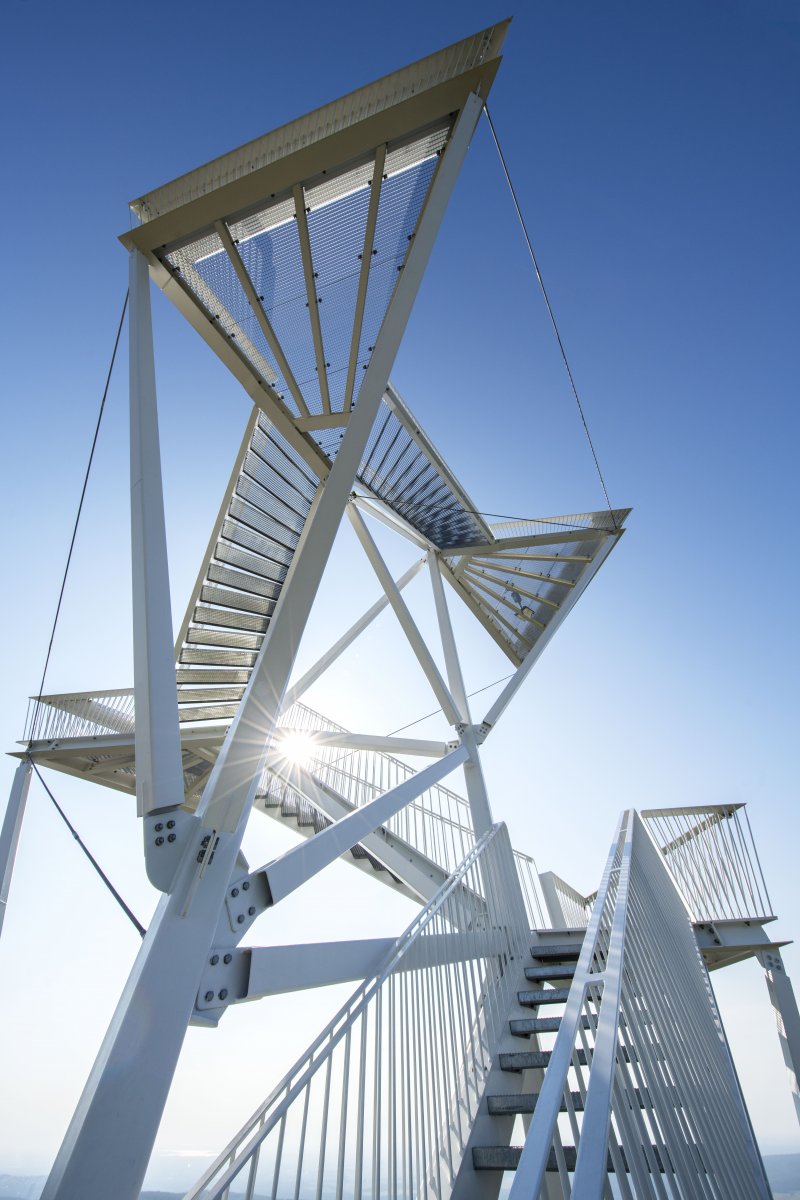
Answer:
[{"xmin": 466, "ymin": 931, "xmax": 587, "ymax": 1180}]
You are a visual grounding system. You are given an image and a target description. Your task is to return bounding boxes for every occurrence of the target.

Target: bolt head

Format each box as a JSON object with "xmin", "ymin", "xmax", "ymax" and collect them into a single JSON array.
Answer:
[
  {"xmin": 248, "ymin": 906, "xmax": 255, "ymax": 916},
  {"xmin": 237, "ymin": 914, "xmax": 245, "ymax": 924},
  {"xmin": 210, "ymin": 954, "xmax": 219, "ymax": 966},
  {"xmin": 166, "ymin": 819, "xmax": 175, "ymax": 829},
  {"xmin": 219, "ymin": 989, "xmax": 228, "ymax": 1001},
  {"xmin": 231, "ymin": 886, "xmax": 240, "ymax": 897},
  {"xmin": 167, "ymin": 833, "xmax": 176, "ymax": 843},
  {"xmin": 242, "ymin": 880, "xmax": 250, "ymax": 891},
  {"xmin": 154, "ymin": 823, "xmax": 164, "ymax": 832},
  {"xmin": 223, "ymin": 953, "xmax": 232, "ymax": 964},
  {"xmin": 204, "ymin": 991, "xmax": 214, "ymax": 1003},
  {"xmin": 155, "ymin": 836, "xmax": 164, "ymax": 846}
]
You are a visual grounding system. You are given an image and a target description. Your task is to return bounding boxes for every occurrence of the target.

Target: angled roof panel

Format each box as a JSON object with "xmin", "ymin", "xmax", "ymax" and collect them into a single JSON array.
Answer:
[
  {"xmin": 441, "ymin": 510, "xmax": 630, "ymax": 666},
  {"xmin": 128, "ymin": 24, "xmax": 509, "ymax": 225}
]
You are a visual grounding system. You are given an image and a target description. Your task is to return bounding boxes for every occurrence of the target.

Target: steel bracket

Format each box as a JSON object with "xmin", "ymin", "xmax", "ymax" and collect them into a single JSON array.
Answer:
[
  {"xmin": 195, "ymin": 947, "xmax": 250, "ymax": 1014},
  {"xmin": 143, "ymin": 808, "xmax": 200, "ymax": 893},
  {"xmin": 224, "ymin": 870, "xmax": 272, "ymax": 935}
]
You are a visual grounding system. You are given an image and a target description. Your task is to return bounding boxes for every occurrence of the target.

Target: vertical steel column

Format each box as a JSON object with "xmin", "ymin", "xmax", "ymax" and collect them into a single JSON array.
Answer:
[
  {"xmin": 758, "ymin": 948, "xmax": 800, "ymax": 1125},
  {"xmin": 0, "ymin": 760, "xmax": 32, "ymax": 938},
  {"xmin": 129, "ymin": 248, "xmax": 184, "ymax": 824},
  {"xmin": 427, "ymin": 553, "xmax": 493, "ymax": 838},
  {"xmin": 41, "ymin": 94, "xmax": 486, "ymax": 1200}
]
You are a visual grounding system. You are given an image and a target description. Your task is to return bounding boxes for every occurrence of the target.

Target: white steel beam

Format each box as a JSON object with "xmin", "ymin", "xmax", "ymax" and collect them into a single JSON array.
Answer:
[
  {"xmin": 262, "ymin": 746, "xmax": 468, "ymax": 905},
  {"xmin": 0, "ymin": 760, "xmax": 32, "ymax": 938},
  {"xmin": 351, "ymin": 493, "xmax": 432, "ymax": 550},
  {"xmin": 348, "ymin": 504, "xmax": 461, "ymax": 726},
  {"xmin": 758, "ymin": 948, "xmax": 800, "ymax": 1124},
  {"xmin": 428, "ymin": 553, "xmax": 496, "ymax": 838},
  {"xmin": 269, "ymin": 731, "xmax": 449, "ymax": 758},
  {"xmin": 281, "ymin": 557, "xmax": 425, "ymax": 710},
  {"xmin": 259, "ymin": 762, "xmax": 450, "ymax": 902},
  {"xmin": 41, "ymin": 94, "xmax": 485, "ymax": 1200},
  {"xmin": 129, "ymin": 249, "xmax": 185, "ymax": 823}
]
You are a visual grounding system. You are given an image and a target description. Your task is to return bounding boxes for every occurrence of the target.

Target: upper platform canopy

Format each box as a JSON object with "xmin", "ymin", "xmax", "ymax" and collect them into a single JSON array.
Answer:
[{"xmin": 120, "ymin": 22, "xmax": 509, "ymax": 488}]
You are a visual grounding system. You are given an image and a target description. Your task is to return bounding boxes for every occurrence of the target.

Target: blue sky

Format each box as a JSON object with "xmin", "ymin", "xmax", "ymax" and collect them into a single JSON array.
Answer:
[{"xmin": 1, "ymin": 0, "xmax": 798, "ymax": 1185}]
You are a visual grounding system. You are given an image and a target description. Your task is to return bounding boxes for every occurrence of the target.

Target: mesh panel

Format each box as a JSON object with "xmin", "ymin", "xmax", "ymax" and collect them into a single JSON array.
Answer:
[
  {"xmin": 357, "ymin": 403, "xmax": 487, "ymax": 548},
  {"xmin": 448, "ymin": 522, "xmax": 624, "ymax": 663}
]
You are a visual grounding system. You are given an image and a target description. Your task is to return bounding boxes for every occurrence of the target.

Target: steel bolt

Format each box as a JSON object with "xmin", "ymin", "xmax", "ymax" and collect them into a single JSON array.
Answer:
[
  {"xmin": 224, "ymin": 953, "xmax": 232, "ymax": 964},
  {"xmin": 219, "ymin": 989, "xmax": 228, "ymax": 1001},
  {"xmin": 155, "ymin": 836, "xmax": 164, "ymax": 846},
  {"xmin": 237, "ymin": 915, "xmax": 245, "ymax": 924},
  {"xmin": 204, "ymin": 991, "xmax": 214, "ymax": 1003},
  {"xmin": 166, "ymin": 819, "xmax": 175, "ymax": 829},
  {"xmin": 168, "ymin": 833, "xmax": 176, "ymax": 843},
  {"xmin": 242, "ymin": 881, "xmax": 250, "ymax": 891},
  {"xmin": 210, "ymin": 954, "xmax": 219, "ymax": 966},
  {"xmin": 248, "ymin": 906, "xmax": 255, "ymax": 916},
  {"xmin": 154, "ymin": 823, "xmax": 163, "ymax": 832},
  {"xmin": 231, "ymin": 887, "xmax": 239, "ymax": 897}
]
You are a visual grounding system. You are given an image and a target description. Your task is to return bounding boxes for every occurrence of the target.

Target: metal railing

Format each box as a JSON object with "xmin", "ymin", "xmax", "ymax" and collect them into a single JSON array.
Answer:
[
  {"xmin": 24, "ymin": 689, "xmax": 136, "ymax": 743},
  {"xmin": 509, "ymin": 810, "xmax": 772, "ymax": 1200},
  {"xmin": 641, "ymin": 804, "xmax": 774, "ymax": 923},
  {"xmin": 23, "ymin": 691, "xmax": 550, "ymax": 927},
  {"xmin": 538, "ymin": 870, "xmax": 593, "ymax": 929},
  {"xmin": 185, "ymin": 824, "xmax": 528, "ymax": 1200}
]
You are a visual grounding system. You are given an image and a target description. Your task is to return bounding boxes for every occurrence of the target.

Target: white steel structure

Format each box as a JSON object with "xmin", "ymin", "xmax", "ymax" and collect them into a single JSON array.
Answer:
[{"xmin": 3, "ymin": 22, "xmax": 799, "ymax": 1200}]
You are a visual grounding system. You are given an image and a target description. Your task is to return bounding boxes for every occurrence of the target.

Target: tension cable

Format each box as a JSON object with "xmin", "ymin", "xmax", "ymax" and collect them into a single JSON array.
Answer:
[
  {"xmin": 483, "ymin": 105, "xmax": 618, "ymax": 530},
  {"xmin": 28, "ymin": 758, "xmax": 146, "ymax": 937},
  {"xmin": 28, "ymin": 290, "xmax": 130, "ymax": 745}
]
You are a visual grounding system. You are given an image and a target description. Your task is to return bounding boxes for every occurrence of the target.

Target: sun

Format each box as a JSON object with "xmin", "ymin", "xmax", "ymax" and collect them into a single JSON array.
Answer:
[{"xmin": 276, "ymin": 730, "xmax": 317, "ymax": 771}]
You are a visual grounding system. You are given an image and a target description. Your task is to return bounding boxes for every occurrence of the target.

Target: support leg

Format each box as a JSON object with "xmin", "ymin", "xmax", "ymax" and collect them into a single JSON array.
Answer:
[
  {"xmin": 758, "ymin": 948, "xmax": 800, "ymax": 1125},
  {"xmin": 0, "ymin": 760, "xmax": 32, "ymax": 939}
]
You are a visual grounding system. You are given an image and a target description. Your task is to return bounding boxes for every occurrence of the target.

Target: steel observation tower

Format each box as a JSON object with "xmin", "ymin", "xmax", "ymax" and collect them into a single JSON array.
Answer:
[{"xmin": 2, "ymin": 22, "xmax": 798, "ymax": 1200}]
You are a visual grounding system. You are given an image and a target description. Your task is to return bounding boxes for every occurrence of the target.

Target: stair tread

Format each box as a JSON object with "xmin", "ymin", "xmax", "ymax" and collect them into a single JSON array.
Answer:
[
  {"xmin": 510, "ymin": 1015, "xmax": 592, "ymax": 1037},
  {"xmin": 529, "ymin": 942, "xmax": 582, "ymax": 961},
  {"xmin": 487, "ymin": 1090, "xmax": 584, "ymax": 1115},
  {"xmin": 473, "ymin": 1145, "xmax": 665, "ymax": 1173},
  {"xmin": 524, "ymin": 964, "xmax": 576, "ymax": 981},
  {"xmin": 499, "ymin": 1048, "xmax": 588, "ymax": 1071},
  {"xmin": 518, "ymin": 987, "xmax": 571, "ymax": 1007}
]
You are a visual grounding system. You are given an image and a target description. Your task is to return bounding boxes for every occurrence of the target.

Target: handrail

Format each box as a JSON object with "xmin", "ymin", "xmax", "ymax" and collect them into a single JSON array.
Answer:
[
  {"xmin": 509, "ymin": 811, "xmax": 773, "ymax": 1200},
  {"xmin": 185, "ymin": 823, "xmax": 528, "ymax": 1200}
]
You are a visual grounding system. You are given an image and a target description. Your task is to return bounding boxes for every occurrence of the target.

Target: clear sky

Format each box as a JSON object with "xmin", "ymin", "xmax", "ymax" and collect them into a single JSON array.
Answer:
[{"xmin": 0, "ymin": 0, "xmax": 798, "ymax": 1188}]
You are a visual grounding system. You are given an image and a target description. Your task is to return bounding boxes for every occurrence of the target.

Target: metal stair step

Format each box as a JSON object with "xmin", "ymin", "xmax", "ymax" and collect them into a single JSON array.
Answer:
[
  {"xmin": 524, "ymin": 964, "xmax": 576, "ymax": 982},
  {"xmin": 499, "ymin": 1048, "xmax": 588, "ymax": 1071},
  {"xmin": 509, "ymin": 1015, "xmax": 592, "ymax": 1037},
  {"xmin": 473, "ymin": 1146, "xmax": 577, "ymax": 1171},
  {"xmin": 473, "ymin": 1145, "xmax": 664, "ymax": 1173},
  {"xmin": 529, "ymin": 942, "xmax": 581, "ymax": 962},
  {"xmin": 518, "ymin": 987, "xmax": 571, "ymax": 1007},
  {"xmin": 487, "ymin": 1090, "xmax": 584, "ymax": 1116}
]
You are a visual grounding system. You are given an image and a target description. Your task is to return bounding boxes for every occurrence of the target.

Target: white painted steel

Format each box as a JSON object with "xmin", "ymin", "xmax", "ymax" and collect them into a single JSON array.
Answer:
[
  {"xmin": 758, "ymin": 947, "xmax": 800, "ymax": 1125},
  {"xmin": 538, "ymin": 870, "xmax": 592, "ymax": 930},
  {"xmin": 263, "ymin": 745, "xmax": 469, "ymax": 904},
  {"xmin": 480, "ymin": 534, "xmax": 619, "ymax": 729},
  {"xmin": 184, "ymin": 824, "xmax": 528, "ymax": 1200},
  {"xmin": 0, "ymin": 760, "xmax": 32, "ymax": 938},
  {"xmin": 509, "ymin": 811, "xmax": 772, "ymax": 1200},
  {"xmin": 281, "ymin": 557, "xmax": 426, "ymax": 710},
  {"xmin": 348, "ymin": 503, "xmax": 461, "ymax": 725},
  {"xmin": 642, "ymin": 804, "xmax": 773, "ymax": 923},
  {"xmin": 40, "ymin": 91, "xmax": 486, "ymax": 1200},
  {"xmin": 129, "ymin": 249, "xmax": 186, "ymax": 821}
]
